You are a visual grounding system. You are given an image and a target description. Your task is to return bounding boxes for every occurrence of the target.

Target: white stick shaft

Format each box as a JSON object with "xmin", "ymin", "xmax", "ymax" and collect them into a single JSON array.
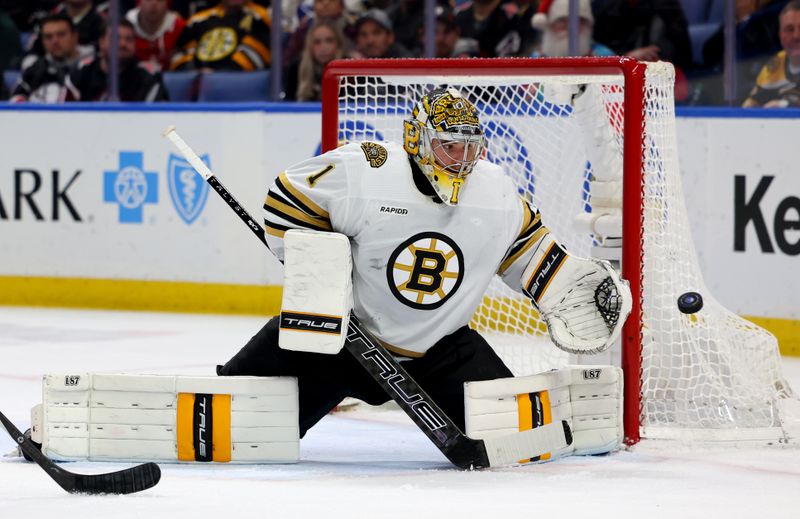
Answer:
[{"xmin": 162, "ymin": 126, "xmax": 214, "ymax": 180}]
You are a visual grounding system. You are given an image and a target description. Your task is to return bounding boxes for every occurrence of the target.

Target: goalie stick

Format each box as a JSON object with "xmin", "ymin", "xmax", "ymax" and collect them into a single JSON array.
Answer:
[
  {"xmin": 0, "ymin": 410, "xmax": 161, "ymax": 495},
  {"xmin": 163, "ymin": 126, "xmax": 573, "ymax": 469}
]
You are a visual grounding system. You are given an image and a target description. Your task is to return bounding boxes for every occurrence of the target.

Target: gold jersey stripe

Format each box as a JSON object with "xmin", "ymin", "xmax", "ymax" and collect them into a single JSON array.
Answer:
[
  {"xmin": 266, "ymin": 195, "xmax": 332, "ymax": 231},
  {"xmin": 177, "ymin": 393, "xmax": 196, "ymax": 461},
  {"xmin": 382, "ymin": 341, "xmax": 426, "ymax": 358},
  {"xmin": 242, "ymin": 35, "xmax": 271, "ymax": 63},
  {"xmin": 520, "ymin": 211, "xmax": 542, "ymax": 237},
  {"xmin": 170, "ymin": 52, "xmax": 195, "ymax": 70},
  {"xmin": 231, "ymin": 51, "xmax": 255, "ymax": 71},
  {"xmin": 186, "ymin": 5, "xmax": 226, "ymax": 25},
  {"xmin": 212, "ymin": 394, "xmax": 232, "ymax": 462},
  {"xmin": 278, "ymin": 172, "xmax": 330, "ymax": 220},
  {"xmin": 519, "ymin": 197, "xmax": 533, "ymax": 235},
  {"xmin": 498, "ymin": 227, "xmax": 549, "ymax": 275},
  {"xmin": 265, "ymin": 224, "xmax": 286, "ymax": 238}
]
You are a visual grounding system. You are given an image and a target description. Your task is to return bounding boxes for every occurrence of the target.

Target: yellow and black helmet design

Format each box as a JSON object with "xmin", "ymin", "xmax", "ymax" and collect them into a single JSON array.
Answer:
[{"xmin": 404, "ymin": 88, "xmax": 485, "ymax": 206}]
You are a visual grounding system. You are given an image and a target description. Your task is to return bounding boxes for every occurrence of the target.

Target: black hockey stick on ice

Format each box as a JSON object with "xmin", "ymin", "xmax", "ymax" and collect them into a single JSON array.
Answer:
[
  {"xmin": 0, "ymin": 410, "xmax": 160, "ymax": 494},
  {"xmin": 163, "ymin": 126, "xmax": 572, "ymax": 469}
]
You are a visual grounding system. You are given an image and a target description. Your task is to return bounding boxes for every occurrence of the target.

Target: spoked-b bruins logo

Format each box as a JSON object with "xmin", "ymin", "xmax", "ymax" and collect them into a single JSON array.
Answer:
[
  {"xmin": 197, "ymin": 27, "xmax": 238, "ymax": 62},
  {"xmin": 387, "ymin": 232, "xmax": 464, "ymax": 310}
]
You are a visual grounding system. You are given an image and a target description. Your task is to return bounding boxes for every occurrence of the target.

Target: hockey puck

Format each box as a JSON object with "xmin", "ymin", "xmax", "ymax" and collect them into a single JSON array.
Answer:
[{"xmin": 677, "ymin": 292, "xmax": 703, "ymax": 314}]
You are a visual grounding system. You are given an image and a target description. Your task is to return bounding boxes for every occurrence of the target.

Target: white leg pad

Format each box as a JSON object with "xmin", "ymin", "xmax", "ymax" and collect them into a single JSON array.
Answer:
[
  {"xmin": 464, "ymin": 365, "xmax": 623, "ymax": 462},
  {"xmin": 279, "ymin": 229, "xmax": 352, "ymax": 354},
  {"xmin": 32, "ymin": 373, "xmax": 299, "ymax": 463}
]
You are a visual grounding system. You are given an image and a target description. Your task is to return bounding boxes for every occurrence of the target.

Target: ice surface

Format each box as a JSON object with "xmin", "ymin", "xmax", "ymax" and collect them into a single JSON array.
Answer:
[{"xmin": 1, "ymin": 307, "xmax": 798, "ymax": 518}]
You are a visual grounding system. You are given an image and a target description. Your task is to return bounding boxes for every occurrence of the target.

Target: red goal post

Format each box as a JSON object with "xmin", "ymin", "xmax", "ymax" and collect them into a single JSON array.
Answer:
[{"xmin": 320, "ymin": 57, "xmax": 797, "ymax": 446}]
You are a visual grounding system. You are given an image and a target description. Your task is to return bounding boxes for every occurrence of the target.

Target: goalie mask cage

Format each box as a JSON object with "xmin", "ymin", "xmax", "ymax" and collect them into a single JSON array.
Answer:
[{"xmin": 321, "ymin": 57, "xmax": 798, "ymax": 445}]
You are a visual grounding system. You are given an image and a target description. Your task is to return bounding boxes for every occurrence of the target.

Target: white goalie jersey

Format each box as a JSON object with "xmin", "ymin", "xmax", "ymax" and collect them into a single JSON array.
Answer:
[{"xmin": 263, "ymin": 141, "xmax": 547, "ymax": 356}]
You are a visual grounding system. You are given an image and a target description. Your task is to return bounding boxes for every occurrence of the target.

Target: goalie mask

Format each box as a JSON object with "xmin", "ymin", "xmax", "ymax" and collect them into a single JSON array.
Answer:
[{"xmin": 404, "ymin": 87, "xmax": 485, "ymax": 205}]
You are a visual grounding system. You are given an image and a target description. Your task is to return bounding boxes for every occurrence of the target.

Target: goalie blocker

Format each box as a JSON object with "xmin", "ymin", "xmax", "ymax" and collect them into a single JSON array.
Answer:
[
  {"xmin": 465, "ymin": 366, "xmax": 623, "ymax": 461},
  {"xmin": 278, "ymin": 229, "xmax": 352, "ymax": 355},
  {"xmin": 31, "ymin": 373, "xmax": 299, "ymax": 463}
]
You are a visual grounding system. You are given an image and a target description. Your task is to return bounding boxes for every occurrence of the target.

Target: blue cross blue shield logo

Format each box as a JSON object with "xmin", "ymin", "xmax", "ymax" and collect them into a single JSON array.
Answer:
[
  {"xmin": 167, "ymin": 153, "xmax": 210, "ymax": 225},
  {"xmin": 104, "ymin": 151, "xmax": 158, "ymax": 223}
]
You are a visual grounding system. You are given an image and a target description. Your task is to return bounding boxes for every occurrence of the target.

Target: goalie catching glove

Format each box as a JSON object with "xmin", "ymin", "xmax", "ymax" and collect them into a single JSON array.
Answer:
[{"xmin": 522, "ymin": 233, "xmax": 631, "ymax": 354}]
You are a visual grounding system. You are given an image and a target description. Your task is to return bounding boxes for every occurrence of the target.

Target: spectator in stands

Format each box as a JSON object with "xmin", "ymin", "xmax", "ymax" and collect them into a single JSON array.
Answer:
[
  {"xmin": 51, "ymin": 0, "xmax": 105, "ymax": 48},
  {"xmin": 591, "ymin": 0, "xmax": 693, "ymax": 71},
  {"xmin": 429, "ymin": 5, "xmax": 480, "ymax": 58},
  {"xmin": 0, "ymin": 9, "xmax": 22, "ymax": 70},
  {"xmin": 283, "ymin": 0, "xmax": 354, "ymax": 67},
  {"xmin": 352, "ymin": 8, "xmax": 412, "ymax": 59},
  {"xmin": 699, "ymin": 0, "xmax": 789, "ymax": 105},
  {"xmin": 10, "ymin": 13, "xmax": 88, "ymax": 102},
  {"xmin": 386, "ymin": 0, "xmax": 422, "ymax": 55},
  {"xmin": 529, "ymin": 0, "xmax": 614, "ymax": 57},
  {"xmin": 743, "ymin": 0, "xmax": 800, "ymax": 106},
  {"xmin": 23, "ymin": 0, "xmax": 103, "ymax": 64},
  {"xmin": 285, "ymin": 17, "xmax": 346, "ymax": 101},
  {"xmin": 171, "ymin": 0, "xmax": 272, "ymax": 71},
  {"xmin": 0, "ymin": 1, "xmax": 59, "ymax": 33},
  {"xmin": 67, "ymin": 19, "xmax": 168, "ymax": 101},
  {"xmin": 126, "ymin": 0, "xmax": 186, "ymax": 71},
  {"xmin": 455, "ymin": 0, "xmax": 524, "ymax": 58},
  {"xmin": 169, "ymin": 0, "xmax": 270, "ymax": 18},
  {"xmin": 386, "ymin": 0, "xmax": 454, "ymax": 56},
  {"xmin": 94, "ymin": 1, "xmax": 138, "ymax": 16}
]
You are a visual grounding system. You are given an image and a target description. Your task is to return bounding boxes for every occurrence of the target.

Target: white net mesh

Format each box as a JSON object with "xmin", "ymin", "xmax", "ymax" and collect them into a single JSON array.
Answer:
[
  {"xmin": 330, "ymin": 60, "xmax": 798, "ymax": 442},
  {"xmin": 637, "ymin": 64, "xmax": 797, "ymax": 441}
]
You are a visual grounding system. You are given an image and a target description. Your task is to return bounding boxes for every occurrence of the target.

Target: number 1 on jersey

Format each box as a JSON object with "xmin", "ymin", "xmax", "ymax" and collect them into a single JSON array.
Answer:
[{"xmin": 307, "ymin": 164, "xmax": 335, "ymax": 187}]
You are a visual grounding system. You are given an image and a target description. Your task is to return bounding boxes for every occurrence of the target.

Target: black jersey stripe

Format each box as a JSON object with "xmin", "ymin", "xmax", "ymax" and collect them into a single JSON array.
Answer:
[
  {"xmin": 506, "ymin": 217, "xmax": 544, "ymax": 259},
  {"xmin": 498, "ymin": 227, "xmax": 549, "ymax": 275},
  {"xmin": 266, "ymin": 189, "xmax": 303, "ymax": 214},
  {"xmin": 264, "ymin": 220, "xmax": 291, "ymax": 238},
  {"xmin": 518, "ymin": 202, "xmax": 541, "ymax": 237},
  {"xmin": 497, "ymin": 199, "xmax": 544, "ymax": 275},
  {"xmin": 264, "ymin": 205, "xmax": 332, "ymax": 232},
  {"xmin": 275, "ymin": 173, "xmax": 330, "ymax": 221},
  {"xmin": 265, "ymin": 193, "xmax": 332, "ymax": 231}
]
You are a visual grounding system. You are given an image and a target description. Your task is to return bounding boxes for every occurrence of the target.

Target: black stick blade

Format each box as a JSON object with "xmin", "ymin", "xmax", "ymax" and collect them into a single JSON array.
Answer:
[
  {"xmin": 69, "ymin": 462, "xmax": 161, "ymax": 495},
  {"xmin": 1, "ymin": 409, "xmax": 161, "ymax": 495}
]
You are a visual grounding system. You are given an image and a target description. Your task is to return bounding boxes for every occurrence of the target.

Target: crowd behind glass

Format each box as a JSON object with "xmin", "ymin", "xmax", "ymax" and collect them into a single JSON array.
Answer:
[{"xmin": 0, "ymin": 0, "xmax": 797, "ymax": 107}]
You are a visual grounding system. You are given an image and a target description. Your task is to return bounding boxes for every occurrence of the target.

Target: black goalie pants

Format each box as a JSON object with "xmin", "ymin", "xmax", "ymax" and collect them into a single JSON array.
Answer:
[{"xmin": 217, "ymin": 316, "xmax": 514, "ymax": 437}]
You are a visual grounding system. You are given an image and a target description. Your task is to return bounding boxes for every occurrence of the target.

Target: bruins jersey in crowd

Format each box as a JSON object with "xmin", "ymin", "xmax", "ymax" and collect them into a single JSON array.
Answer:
[
  {"xmin": 171, "ymin": 2, "xmax": 271, "ymax": 71},
  {"xmin": 744, "ymin": 50, "xmax": 800, "ymax": 108},
  {"xmin": 263, "ymin": 142, "xmax": 547, "ymax": 356}
]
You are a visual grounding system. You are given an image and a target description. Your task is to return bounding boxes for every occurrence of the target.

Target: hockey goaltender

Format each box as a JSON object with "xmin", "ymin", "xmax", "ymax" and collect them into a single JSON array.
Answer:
[{"xmin": 13, "ymin": 88, "xmax": 632, "ymax": 473}]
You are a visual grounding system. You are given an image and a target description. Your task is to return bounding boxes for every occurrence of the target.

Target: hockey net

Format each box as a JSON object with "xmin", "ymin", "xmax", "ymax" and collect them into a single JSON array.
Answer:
[{"xmin": 321, "ymin": 58, "xmax": 799, "ymax": 444}]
